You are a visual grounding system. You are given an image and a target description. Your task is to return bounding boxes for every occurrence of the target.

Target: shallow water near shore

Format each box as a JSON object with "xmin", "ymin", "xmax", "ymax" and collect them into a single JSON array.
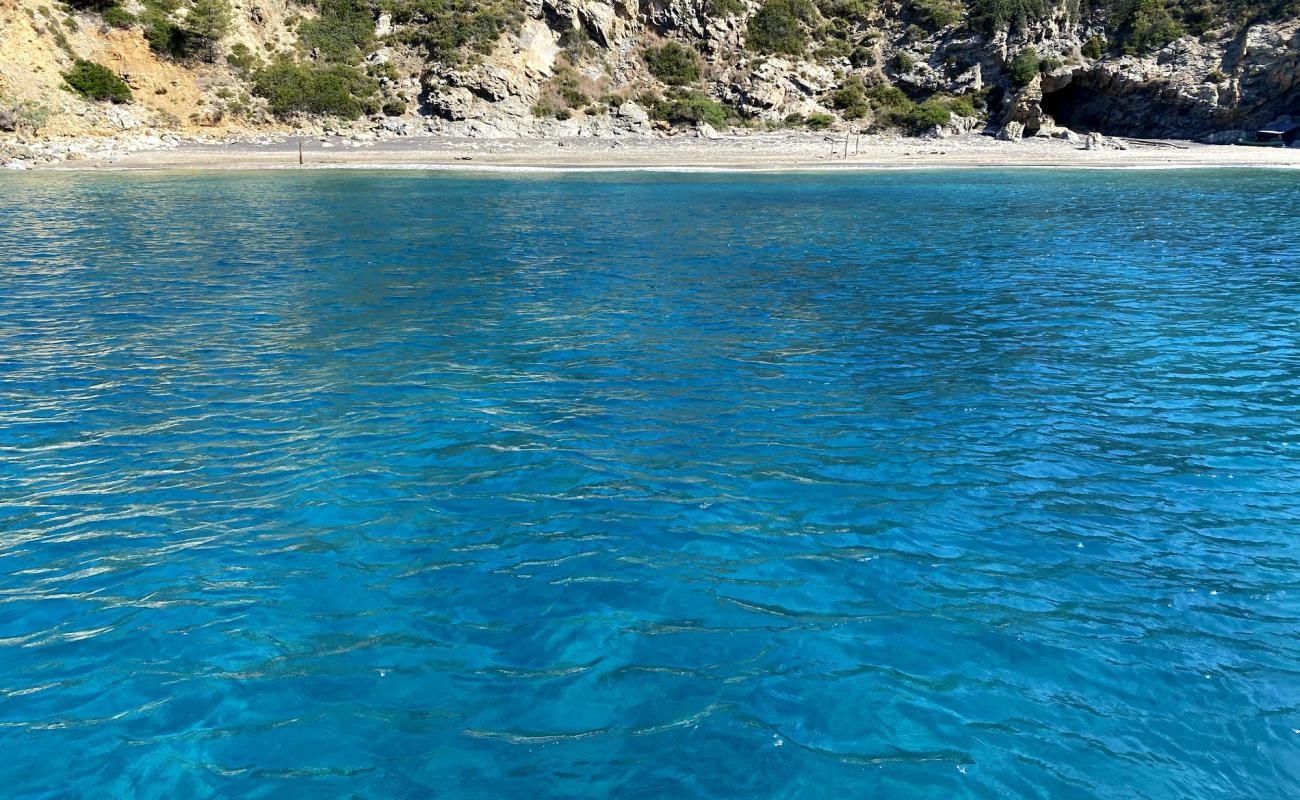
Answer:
[{"xmin": 2, "ymin": 169, "xmax": 1299, "ymax": 799}]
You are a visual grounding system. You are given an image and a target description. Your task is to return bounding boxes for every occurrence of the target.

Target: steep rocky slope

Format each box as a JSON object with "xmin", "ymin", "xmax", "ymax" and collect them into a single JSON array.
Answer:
[{"xmin": 1, "ymin": 0, "xmax": 1297, "ymax": 145}]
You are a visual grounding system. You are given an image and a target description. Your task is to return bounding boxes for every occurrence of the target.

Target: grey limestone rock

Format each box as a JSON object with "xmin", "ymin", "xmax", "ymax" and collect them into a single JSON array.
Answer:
[{"xmin": 997, "ymin": 121, "xmax": 1025, "ymax": 141}]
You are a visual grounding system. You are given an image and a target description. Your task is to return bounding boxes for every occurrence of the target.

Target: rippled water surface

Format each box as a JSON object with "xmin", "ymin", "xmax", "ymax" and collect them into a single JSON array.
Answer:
[{"xmin": 2, "ymin": 169, "xmax": 1299, "ymax": 799}]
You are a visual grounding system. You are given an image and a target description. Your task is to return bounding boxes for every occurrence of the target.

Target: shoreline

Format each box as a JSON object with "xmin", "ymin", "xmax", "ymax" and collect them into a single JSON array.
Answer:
[
  {"xmin": 11, "ymin": 131, "xmax": 1300, "ymax": 173},
  {"xmin": 43, "ymin": 161, "xmax": 1300, "ymax": 174}
]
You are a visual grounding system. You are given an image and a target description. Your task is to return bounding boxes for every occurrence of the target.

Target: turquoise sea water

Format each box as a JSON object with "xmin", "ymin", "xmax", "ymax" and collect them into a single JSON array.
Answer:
[{"xmin": 1, "ymin": 169, "xmax": 1298, "ymax": 799}]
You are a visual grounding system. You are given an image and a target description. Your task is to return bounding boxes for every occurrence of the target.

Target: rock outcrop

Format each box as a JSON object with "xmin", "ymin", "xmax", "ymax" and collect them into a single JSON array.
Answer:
[
  {"xmin": 0, "ymin": 0, "xmax": 1297, "ymax": 147},
  {"xmin": 1029, "ymin": 20, "xmax": 1300, "ymax": 138}
]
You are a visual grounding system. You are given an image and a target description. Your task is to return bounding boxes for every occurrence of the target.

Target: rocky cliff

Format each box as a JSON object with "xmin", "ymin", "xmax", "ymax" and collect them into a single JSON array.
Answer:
[{"xmin": 1, "ymin": 0, "xmax": 1297, "ymax": 144}]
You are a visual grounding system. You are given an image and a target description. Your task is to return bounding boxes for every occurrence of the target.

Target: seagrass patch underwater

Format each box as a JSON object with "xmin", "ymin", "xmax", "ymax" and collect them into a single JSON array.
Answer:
[{"xmin": 1, "ymin": 168, "xmax": 1298, "ymax": 799}]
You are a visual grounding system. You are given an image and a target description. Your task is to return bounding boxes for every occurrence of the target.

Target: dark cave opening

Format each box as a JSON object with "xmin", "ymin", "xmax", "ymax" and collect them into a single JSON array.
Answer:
[{"xmin": 1040, "ymin": 80, "xmax": 1119, "ymax": 135}]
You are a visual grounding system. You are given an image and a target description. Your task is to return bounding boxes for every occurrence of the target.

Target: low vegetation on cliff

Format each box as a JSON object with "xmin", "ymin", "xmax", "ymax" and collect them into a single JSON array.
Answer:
[
  {"xmin": 63, "ymin": 60, "xmax": 132, "ymax": 103},
  {"xmin": 1, "ymin": 0, "xmax": 1297, "ymax": 140}
]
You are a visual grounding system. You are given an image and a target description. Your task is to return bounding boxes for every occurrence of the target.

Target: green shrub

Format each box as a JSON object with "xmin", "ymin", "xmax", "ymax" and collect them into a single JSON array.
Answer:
[
  {"xmin": 1051, "ymin": 0, "xmax": 1221, "ymax": 45},
  {"xmin": 227, "ymin": 41, "xmax": 256, "ymax": 74},
  {"xmin": 647, "ymin": 89, "xmax": 737, "ymax": 127},
  {"xmin": 532, "ymin": 99, "xmax": 568, "ymax": 119},
  {"xmin": 864, "ymin": 84, "xmax": 957, "ymax": 135},
  {"xmin": 550, "ymin": 65, "xmax": 589, "ymax": 107},
  {"xmin": 252, "ymin": 58, "xmax": 378, "ymax": 117},
  {"xmin": 888, "ymin": 97, "xmax": 949, "ymax": 133},
  {"xmin": 1039, "ymin": 55, "xmax": 1063, "ymax": 72},
  {"xmin": 643, "ymin": 42, "xmax": 701, "ymax": 86},
  {"xmin": 807, "ymin": 112, "xmax": 834, "ymax": 129},
  {"xmin": 1111, "ymin": 0, "xmax": 1184, "ymax": 54},
  {"xmin": 900, "ymin": 98, "xmax": 950, "ymax": 131},
  {"xmin": 371, "ymin": 60, "xmax": 400, "ymax": 82},
  {"xmin": 532, "ymin": 63, "xmax": 593, "ymax": 118},
  {"xmin": 850, "ymin": 45, "xmax": 876, "ymax": 66},
  {"xmin": 707, "ymin": 0, "xmax": 745, "ymax": 14},
  {"xmin": 382, "ymin": 99, "xmax": 407, "ymax": 115},
  {"xmin": 894, "ymin": 51, "xmax": 915, "ymax": 72},
  {"xmin": 300, "ymin": 0, "xmax": 374, "ymax": 62},
  {"xmin": 63, "ymin": 59, "xmax": 132, "ymax": 102},
  {"xmin": 143, "ymin": 15, "xmax": 193, "ymax": 58},
  {"xmin": 910, "ymin": 0, "xmax": 962, "ymax": 28},
  {"xmin": 101, "ymin": 5, "xmax": 136, "ymax": 28},
  {"xmin": 385, "ymin": 0, "xmax": 522, "ymax": 64},
  {"xmin": 1208, "ymin": 69, "xmax": 1227, "ymax": 82},
  {"xmin": 747, "ymin": 0, "xmax": 815, "ymax": 55},
  {"xmin": 815, "ymin": 0, "xmax": 872, "ymax": 21},
  {"xmin": 1006, "ymin": 46, "xmax": 1040, "ymax": 86},
  {"xmin": 814, "ymin": 37, "xmax": 853, "ymax": 61},
  {"xmin": 943, "ymin": 93, "xmax": 977, "ymax": 117},
  {"xmin": 1180, "ymin": 2, "xmax": 1218, "ymax": 34},
  {"xmin": 187, "ymin": 0, "xmax": 231, "ymax": 39},
  {"xmin": 139, "ymin": 0, "xmax": 229, "ymax": 60},
  {"xmin": 0, "ymin": 99, "xmax": 52, "ymax": 132},
  {"xmin": 867, "ymin": 82, "xmax": 910, "ymax": 109},
  {"xmin": 966, "ymin": 0, "xmax": 1052, "ymax": 32},
  {"xmin": 830, "ymin": 74, "xmax": 870, "ymax": 118}
]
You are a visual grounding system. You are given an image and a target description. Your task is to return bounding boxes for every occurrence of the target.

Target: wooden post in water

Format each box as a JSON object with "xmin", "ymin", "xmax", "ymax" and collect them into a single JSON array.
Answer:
[{"xmin": 298, "ymin": 138, "xmax": 304, "ymax": 166}]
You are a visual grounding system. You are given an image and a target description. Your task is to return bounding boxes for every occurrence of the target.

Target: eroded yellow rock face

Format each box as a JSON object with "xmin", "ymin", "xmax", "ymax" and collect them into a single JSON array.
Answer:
[
  {"xmin": 0, "ymin": 0, "xmax": 291, "ymax": 137},
  {"xmin": 77, "ymin": 29, "xmax": 208, "ymax": 129}
]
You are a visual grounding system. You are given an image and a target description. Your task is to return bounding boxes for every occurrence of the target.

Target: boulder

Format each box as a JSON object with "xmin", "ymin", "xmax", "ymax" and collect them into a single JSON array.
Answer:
[
  {"xmin": 612, "ymin": 102, "xmax": 651, "ymax": 134},
  {"xmin": 617, "ymin": 101, "xmax": 649, "ymax": 124},
  {"xmin": 105, "ymin": 105, "xmax": 141, "ymax": 131},
  {"xmin": 996, "ymin": 121, "xmax": 1025, "ymax": 141},
  {"xmin": 426, "ymin": 86, "xmax": 476, "ymax": 121},
  {"xmin": 448, "ymin": 64, "xmax": 530, "ymax": 102},
  {"xmin": 1032, "ymin": 118, "xmax": 1068, "ymax": 137},
  {"xmin": 1083, "ymin": 131, "xmax": 1127, "ymax": 150},
  {"xmin": 946, "ymin": 115, "xmax": 982, "ymax": 135},
  {"xmin": 379, "ymin": 118, "xmax": 413, "ymax": 134},
  {"xmin": 742, "ymin": 78, "xmax": 786, "ymax": 111}
]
